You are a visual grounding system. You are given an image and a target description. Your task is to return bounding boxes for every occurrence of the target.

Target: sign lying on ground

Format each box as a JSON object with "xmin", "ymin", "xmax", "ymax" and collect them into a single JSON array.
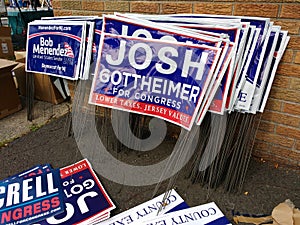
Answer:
[{"xmin": 0, "ymin": 169, "xmax": 64, "ymax": 225}]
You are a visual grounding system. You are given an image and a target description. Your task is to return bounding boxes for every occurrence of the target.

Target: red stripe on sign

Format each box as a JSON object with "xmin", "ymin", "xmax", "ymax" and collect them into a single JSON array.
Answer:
[
  {"xmin": 28, "ymin": 32, "xmax": 82, "ymax": 42},
  {"xmin": 60, "ymin": 160, "xmax": 89, "ymax": 179},
  {"xmin": 91, "ymin": 93, "xmax": 192, "ymax": 128}
]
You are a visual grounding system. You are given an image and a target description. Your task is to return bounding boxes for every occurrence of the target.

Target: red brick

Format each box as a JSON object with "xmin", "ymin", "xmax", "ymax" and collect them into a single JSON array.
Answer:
[
  {"xmin": 269, "ymin": 146, "xmax": 300, "ymax": 165},
  {"xmin": 86, "ymin": 11, "xmax": 104, "ymax": 17},
  {"xmin": 252, "ymin": 148, "xmax": 270, "ymax": 157},
  {"xmin": 214, "ymin": 0, "xmax": 233, "ymax": 2},
  {"xmin": 234, "ymin": 4, "xmax": 279, "ymax": 17},
  {"xmin": 254, "ymin": 140, "xmax": 271, "ymax": 151},
  {"xmin": 255, "ymin": 133, "xmax": 300, "ymax": 167},
  {"xmin": 256, "ymin": 130, "xmax": 294, "ymax": 148},
  {"xmin": 269, "ymin": 87, "xmax": 300, "ymax": 102},
  {"xmin": 280, "ymin": 4, "xmax": 300, "ymax": 19},
  {"xmin": 281, "ymin": 49, "xmax": 293, "ymax": 63},
  {"xmin": 289, "ymin": 77, "xmax": 300, "ymax": 89},
  {"xmin": 264, "ymin": 98, "xmax": 282, "ymax": 112},
  {"xmin": 276, "ymin": 63, "xmax": 300, "ymax": 78},
  {"xmin": 295, "ymin": 51, "xmax": 300, "ymax": 64},
  {"xmin": 252, "ymin": 150, "xmax": 272, "ymax": 161},
  {"xmin": 61, "ymin": 1, "xmax": 81, "ymax": 10},
  {"xmin": 273, "ymin": 20, "xmax": 300, "ymax": 35},
  {"xmin": 276, "ymin": 125, "xmax": 300, "ymax": 139},
  {"xmin": 282, "ymin": 102, "xmax": 300, "ymax": 116},
  {"xmin": 262, "ymin": 111, "xmax": 300, "ymax": 127},
  {"xmin": 295, "ymin": 140, "xmax": 300, "ymax": 151},
  {"xmin": 253, "ymin": 141, "xmax": 271, "ymax": 159},
  {"xmin": 263, "ymin": 153, "xmax": 300, "ymax": 168},
  {"xmin": 288, "ymin": 36, "xmax": 300, "ymax": 50},
  {"xmin": 283, "ymin": 0, "xmax": 300, "ymax": 3},
  {"xmin": 161, "ymin": 3, "xmax": 192, "ymax": 14},
  {"xmin": 272, "ymin": 75, "xmax": 290, "ymax": 88},
  {"xmin": 54, "ymin": 10, "xmax": 73, "ymax": 16},
  {"xmin": 72, "ymin": 10, "xmax": 99, "ymax": 16},
  {"xmin": 252, "ymin": 148, "xmax": 299, "ymax": 168},
  {"xmin": 51, "ymin": 0, "xmax": 61, "ymax": 10},
  {"xmin": 258, "ymin": 120, "xmax": 276, "ymax": 132},
  {"xmin": 269, "ymin": 146, "xmax": 300, "ymax": 160},
  {"xmin": 131, "ymin": 2, "xmax": 159, "ymax": 14},
  {"xmin": 104, "ymin": 1, "xmax": 129, "ymax": 12},
  {"xmin": 236, "ymin": 0, "xmax": 282, "ymax": 2},
  {"xmin": 288, "ymin": 150, "xmax": 300, "ymax": 161},
  {"xmin": 194, "ymin": 3, "xmax": 233, "ymax": 15},
  {"xmin": 82, "ymin": 0, "xmax": 104, "ymax": 11}
]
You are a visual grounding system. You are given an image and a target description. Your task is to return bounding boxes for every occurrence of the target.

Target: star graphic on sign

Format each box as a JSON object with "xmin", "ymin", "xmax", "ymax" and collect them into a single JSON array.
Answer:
[
  {"xmin": 185, "ymin": 106, "xmax": 189, "ymax": 111},
  {"xmin": 79, "ymin": 176, "xmax": 83, "ymax": 179},
  {"xmin": 104, "ymin": 87, "xmax": 109, "ymax": 93}
]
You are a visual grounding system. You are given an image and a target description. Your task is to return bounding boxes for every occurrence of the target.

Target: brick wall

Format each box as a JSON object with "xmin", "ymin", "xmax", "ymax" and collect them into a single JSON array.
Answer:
[{"xmin": 56, "ymin": 1, "xmax": 300, "ymax": 168}]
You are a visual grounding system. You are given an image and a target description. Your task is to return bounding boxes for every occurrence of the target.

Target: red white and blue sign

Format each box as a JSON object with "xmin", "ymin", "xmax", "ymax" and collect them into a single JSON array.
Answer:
[
  {"xmin": 26, "ymin": 21, "xmax": 86, "ymax": 80},
  {"xmin": 37, "ymin": 159, "xmax": 115, "ymax": 225},
  {"xmin": 0, "ymin": 169, "xmax": 64, "ymax": 225},
  {"xmin": 89, "ymin": 33, "xmax": 221, "ymax": 130},
  {"xmin": 100, "ymin": 189, "xmax": 188, "ymax": 225},
  {"xmin": 140, "ymin": 202, "xmax": 231, "ymax": 225}
]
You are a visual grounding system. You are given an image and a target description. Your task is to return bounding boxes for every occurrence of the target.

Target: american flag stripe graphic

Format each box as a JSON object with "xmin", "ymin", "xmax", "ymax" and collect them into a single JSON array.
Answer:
[
  {"xmin": 64, "ymin": 42, "xmax": 74, "ymax": 58},
  {"xmin": 92, "ymin": 43, "xmax": 97, "ymax": 53}
]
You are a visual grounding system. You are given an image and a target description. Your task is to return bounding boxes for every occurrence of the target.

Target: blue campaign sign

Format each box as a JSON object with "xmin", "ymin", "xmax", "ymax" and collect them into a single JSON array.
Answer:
[
  {"xmin": 100, "ymin": 189, "xmax": 188, "ymax": 225},
  {"xmin": 181, "ymin": 25, "xmax": 239, "ymax": 114},
  {"xmin": 249, "ymin": 27, "xmax": 280, "ymax": 113},
  {"xmin": 259, "ymin": 31, "xmax": 289, "ymax": 112},
  {"xmin": 26, "ymin": 21, "xmax": 86, "ymax": 80},
  {"xmin": 39, "ymin": 16, "xmax": 103, "ymax": 79},
  {"xmin": 103, "ymin": 16, "xmax": 220, "ymax": 48},
  {"xmin": 168, "ymin": 14, "xmax": 269, "ymax": 42},
  {"xmin": 256, "ymin": 30, "xmax": 277, "ymax": 88},
  {"xmin": 124, "ymin": 14, "xmax": 239, "ymax": 116},
  {"xmin": 0, "ymin": 169, "xmax": 64, "ymax": 225},
  {"xmin": 91, "ymin": 18, "xmax": 103, "ymax": 76},
  {"xmin": 89, "ymin": 33, "xmax": 220, "ymax": 130},
  {"xmin": 164, "ymin": 14, "xmax": 271, "ymax": 110},
  {"xmin": 38, "ymin": 159, "xmax": 115, "ymax": 225},
  {"xmin": 141, "ymin": 202, "xmax": 231, "ymax": 225}
]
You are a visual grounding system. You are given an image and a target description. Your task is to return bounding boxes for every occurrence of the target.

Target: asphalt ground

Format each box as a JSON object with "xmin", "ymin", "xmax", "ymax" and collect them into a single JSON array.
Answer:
[{"xmin": 0, "ymin": 112, "xmax": 299, "ymax": 222}]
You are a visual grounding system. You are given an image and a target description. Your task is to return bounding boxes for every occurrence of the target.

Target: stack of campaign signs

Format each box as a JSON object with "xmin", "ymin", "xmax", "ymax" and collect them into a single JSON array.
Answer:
[
  {"xmin": 26, "ymin": 13, "xmax": 289, "ymax": 130},
  {"xmin": 0, "ymin": 165, "xmax": 64, "ymax": 225},
  {"xmin": 0, "ymin": 159, "xmax": 115, "ymax": 225},
  {"xmin": 0, "ymin": 160, "xmax": 230, "ymax": 225},
  {"xmin": 95, "ymin": 189, "xmax": 231, "ymax": 225},
  {"xmin": 26, "ymin": 16, "xmax": 103, "ymax": 80}
]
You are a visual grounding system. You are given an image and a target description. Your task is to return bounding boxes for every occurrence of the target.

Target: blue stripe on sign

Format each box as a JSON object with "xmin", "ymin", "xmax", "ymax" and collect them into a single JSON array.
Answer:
[
  {"xmin": 166, "ymin": 202, "xmax": 190, "ymax": 213},
  {"xmin": 205, "ymin": 216, "xmax": 231, "ymax": 225}
]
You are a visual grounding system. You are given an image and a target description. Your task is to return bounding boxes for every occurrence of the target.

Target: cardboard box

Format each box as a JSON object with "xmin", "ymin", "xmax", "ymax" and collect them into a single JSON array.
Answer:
[
  {"xmin": 13, "ymin": 66, "xmax": 65, "ymax": 104},
  {"xmin": 0, "ymin": 59, "xmax": 21, "ymax": 119},
  {"xmin": 0, "ymin": 27, "xmax": 15, "ymax": 60},
  {"xmin": 13, "ymin": 51, "xmax": 65, "ymax": 104},
  {"xmin": 14, "ymin": 51, "xmax": 26, "ymax": 62},
  {"xmin": 34, "ymin": 73, "xmax": 65, "ymax": 105},
  {"xmin": 12, "ymin": 62, "xmax": 26, "ymax": 95}
]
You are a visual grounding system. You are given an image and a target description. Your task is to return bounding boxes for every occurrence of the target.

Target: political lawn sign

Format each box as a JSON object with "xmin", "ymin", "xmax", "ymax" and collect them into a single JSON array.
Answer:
[
  {"xmin": 98, "ymin": 189, "xmax": 189, "ymax": 225},
  {"xmin": 37, "ymin": 159, "xmax": 115, "ymax": 225},
  {"xmin": 0, "ymin": 169, "xmax": 64, "ymax": 225},
  {"xmin": 140, "ymin": 202, "xmax": 231, "ymax": 225},
  {"xmin": 89, "ymin": 33, "xmax": 221, "ymax": 130},
  {"xmin": 26, "ymin": 21, "xmax": 86, "ymax": 80}
]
